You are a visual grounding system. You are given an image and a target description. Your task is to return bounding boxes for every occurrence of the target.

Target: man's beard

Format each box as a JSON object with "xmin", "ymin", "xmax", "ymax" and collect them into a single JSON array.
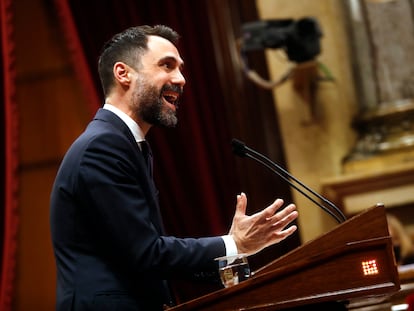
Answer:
[{"xmin": 132, "ymin": 80, "xmax": 178, "ymax": 128}]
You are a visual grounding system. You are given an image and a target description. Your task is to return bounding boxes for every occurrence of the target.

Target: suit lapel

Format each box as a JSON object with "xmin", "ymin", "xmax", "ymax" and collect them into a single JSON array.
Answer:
[{"xmin": 93, "ymin": 108, "xmax": 165, "ymax": 234}]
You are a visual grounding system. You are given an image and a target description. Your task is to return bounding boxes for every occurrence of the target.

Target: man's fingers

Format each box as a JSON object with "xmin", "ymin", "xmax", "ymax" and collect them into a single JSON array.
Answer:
[
  {"xmin": 261, "ymin": 198, "xmax": 285, "ymax": 220},
  {"xmin": 266, "ymin": 203, "xmax": 297, "ymax": 222},
  {"xmin": 235, "ymin": 192, "xmax": 247, "ymax": 216},
  {"xmin": 274, "ymin": 224, "xmax": 298, "ymax": 239}
]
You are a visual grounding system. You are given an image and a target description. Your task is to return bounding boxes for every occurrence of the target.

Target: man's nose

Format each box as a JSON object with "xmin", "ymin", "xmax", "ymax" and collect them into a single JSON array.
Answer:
[{"xmin": 172, "ymin": 70, "xmax": 186, "ymax": 87}]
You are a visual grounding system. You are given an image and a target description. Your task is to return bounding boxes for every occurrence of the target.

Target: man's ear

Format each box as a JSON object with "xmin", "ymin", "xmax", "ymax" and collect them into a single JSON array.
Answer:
[{"xmin": 113, "ymin": 62, "xmax": 132, "ymax": 85}]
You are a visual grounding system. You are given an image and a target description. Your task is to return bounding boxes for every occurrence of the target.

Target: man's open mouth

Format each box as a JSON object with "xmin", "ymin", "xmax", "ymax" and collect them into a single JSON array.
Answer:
[
  {"xmin": 162, "ymin": 87, "xmax": 183, "ymax": 108},
  {"xmin": 162, "ymin": 91, "xmax": 179, "ymax": 106}
]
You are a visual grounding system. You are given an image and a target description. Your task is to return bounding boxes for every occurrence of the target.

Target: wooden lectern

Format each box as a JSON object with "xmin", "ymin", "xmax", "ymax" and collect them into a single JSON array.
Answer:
[{"xmin": 169, "ymin": 204, "xmax": 400, "ymax": 310}]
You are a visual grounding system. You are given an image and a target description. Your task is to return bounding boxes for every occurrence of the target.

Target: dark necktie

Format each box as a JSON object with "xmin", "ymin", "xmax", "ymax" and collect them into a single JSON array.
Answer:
[{"xmin": 139, "ymin": 140, "xmax": 153, "ymax": 178}]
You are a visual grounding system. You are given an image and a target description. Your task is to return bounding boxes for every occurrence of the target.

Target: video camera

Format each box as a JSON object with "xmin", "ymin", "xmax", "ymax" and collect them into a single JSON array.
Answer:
[{"xmin": 241, "ymin": 17, "xmax": 323, "ymax": 63}]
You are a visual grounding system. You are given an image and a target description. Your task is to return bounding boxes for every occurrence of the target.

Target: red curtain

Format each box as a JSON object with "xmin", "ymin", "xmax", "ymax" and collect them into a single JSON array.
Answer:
[
  {"xmin": 0, "ymin": 0, "xmax": 19, "ymax": 309},
  {"xmin": 54, "ymin": 0, "xmax": 241, "ymax": 239},
  {"xmin": 54, "ymin": 0, "xmax": 102, "ymax": 116}
]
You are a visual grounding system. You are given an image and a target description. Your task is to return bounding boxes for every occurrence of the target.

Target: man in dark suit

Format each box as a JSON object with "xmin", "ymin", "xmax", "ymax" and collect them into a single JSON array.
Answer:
[{"xmin": 50, "ymin": 25, "xmax": 298, "ymax": 311}]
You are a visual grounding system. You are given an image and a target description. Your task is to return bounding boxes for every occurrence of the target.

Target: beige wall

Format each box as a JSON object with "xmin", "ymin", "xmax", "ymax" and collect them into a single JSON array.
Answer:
[{"xmin": 256, "ymin": 0, "xmax": 359, "ymax": 242}]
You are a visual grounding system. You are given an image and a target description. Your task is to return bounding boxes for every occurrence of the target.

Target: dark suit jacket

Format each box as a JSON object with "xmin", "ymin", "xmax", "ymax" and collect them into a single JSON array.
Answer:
[{"xmin": 50, "ymin": 108, "xmax": 226, "ymax": 310}]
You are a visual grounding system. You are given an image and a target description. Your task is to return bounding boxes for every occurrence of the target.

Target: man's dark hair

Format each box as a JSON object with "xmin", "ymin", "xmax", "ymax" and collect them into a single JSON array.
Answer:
[{"xmin": 98, "ymin": 25, "xmax": 180, "ymax": 96}]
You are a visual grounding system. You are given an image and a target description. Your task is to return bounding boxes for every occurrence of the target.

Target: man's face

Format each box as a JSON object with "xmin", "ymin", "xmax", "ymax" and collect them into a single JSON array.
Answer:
[{"xmin": 131, "ymin": 35, "xmax": 185, "ymax": 128}]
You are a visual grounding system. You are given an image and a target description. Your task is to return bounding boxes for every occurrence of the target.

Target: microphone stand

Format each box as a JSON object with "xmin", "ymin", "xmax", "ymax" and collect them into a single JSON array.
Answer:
[{"xmin": 232, "ymin": 139, "xmax": 347, "ymax": 224}]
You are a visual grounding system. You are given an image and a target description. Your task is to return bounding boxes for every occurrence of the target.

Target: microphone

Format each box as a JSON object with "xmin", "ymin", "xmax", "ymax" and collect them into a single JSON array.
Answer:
[{"xmin": 231, "ymin": 138, "xmax": 347, "ymax": 223}]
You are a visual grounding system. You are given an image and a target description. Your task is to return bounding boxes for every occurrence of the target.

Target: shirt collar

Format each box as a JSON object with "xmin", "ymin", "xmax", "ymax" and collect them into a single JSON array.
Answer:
[{"xmin": 103, "ymin": 103, "xmax": 145, "ymax": 143}]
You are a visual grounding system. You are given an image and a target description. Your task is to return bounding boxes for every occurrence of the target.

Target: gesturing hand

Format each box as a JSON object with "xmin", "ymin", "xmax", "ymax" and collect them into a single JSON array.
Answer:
[{"xmin": 229, "ymin": 192, "xmax": 298, "ymax": 256}]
